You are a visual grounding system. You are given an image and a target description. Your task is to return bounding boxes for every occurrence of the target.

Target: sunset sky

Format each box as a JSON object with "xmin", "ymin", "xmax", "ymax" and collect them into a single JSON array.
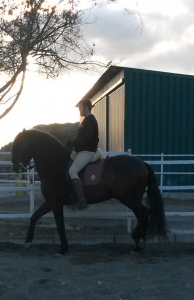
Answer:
[{"xmin": 0, "ymin": 0, "xmax": 194, "ymax": 148}]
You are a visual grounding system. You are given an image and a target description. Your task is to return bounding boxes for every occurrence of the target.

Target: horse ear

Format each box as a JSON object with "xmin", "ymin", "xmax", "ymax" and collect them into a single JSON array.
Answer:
[{"xmin": 23, "ymin": 128, "xmax": 26, "ymax": 132}]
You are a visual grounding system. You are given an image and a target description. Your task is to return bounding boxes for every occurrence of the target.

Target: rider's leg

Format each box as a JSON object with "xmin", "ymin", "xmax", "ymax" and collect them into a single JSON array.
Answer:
[
  {"xmin": 71, "ymin": 178, "xmax": 87, "ymax": 210},
  {"xmin": 69, "ymin": 151, "xmax": 95, "ymax": 210}
]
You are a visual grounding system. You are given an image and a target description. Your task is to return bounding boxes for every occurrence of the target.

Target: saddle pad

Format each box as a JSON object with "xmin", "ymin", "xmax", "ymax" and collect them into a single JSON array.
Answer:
[{"xmin": 79, "ymin": 158, "xmax": 105, "ymax": 186}]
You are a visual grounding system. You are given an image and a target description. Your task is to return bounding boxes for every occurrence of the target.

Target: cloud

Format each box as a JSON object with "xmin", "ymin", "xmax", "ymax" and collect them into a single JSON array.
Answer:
[
  {"xmin": 81, "ymin": 0, "xmax": 194, "ymax": 75},
  {"xmin": 82, "ymin": 3, "xmax": 144, "ymax": 59}
]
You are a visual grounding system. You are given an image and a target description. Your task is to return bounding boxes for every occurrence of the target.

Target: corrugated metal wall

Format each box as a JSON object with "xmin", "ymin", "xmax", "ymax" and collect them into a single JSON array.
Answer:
[
  {"xmin": 91, "ymin": 69, "xmax": 125, "ymax": 151},
  {"xmin": 92, "ymin": 97, "xmax": 107, "ymax": 151},
  {"xmin": 124, "ymin": 69, "xmax": 194, "ymax": 154},
  {"xmin": 124, "ymin": 68, "xmax": 194, "ymax": 188},
  {"xmin": 108, "ymin": 85, "xmax": 125, "ymax": 151},
  {"xmin": 92, "ymin": 84, "xmax": 125, "ymax": 152}
]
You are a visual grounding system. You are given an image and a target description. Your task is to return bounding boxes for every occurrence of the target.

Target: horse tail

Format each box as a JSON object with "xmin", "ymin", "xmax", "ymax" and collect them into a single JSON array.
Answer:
[{"xmin": 144, "ymin": 162, "xmax": 168, "ymax": 241}]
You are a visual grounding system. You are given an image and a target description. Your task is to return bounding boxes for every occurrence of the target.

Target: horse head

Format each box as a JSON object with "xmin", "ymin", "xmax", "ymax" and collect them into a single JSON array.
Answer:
[{"xmin": 11, "ymin": 130, "xmax": 33, "ymax": 173}]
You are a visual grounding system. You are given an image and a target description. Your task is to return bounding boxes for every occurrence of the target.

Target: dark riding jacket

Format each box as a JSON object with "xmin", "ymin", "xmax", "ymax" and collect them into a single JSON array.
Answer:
[{"xmin": 71, "ymin": 114, "xmax": 99, "ymax": 153}]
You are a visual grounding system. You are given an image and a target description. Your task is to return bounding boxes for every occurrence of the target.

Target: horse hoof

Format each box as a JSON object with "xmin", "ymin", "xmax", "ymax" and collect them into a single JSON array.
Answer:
[
  {"xmin": 130, "ymin": 250, "xmax": 139, "ymax": 256},
  {"xmin": 25, "ymin": 242, "xmax": 33, "ymax": 250},
  {"xmin": 131, "ymin": 245, "xmax": 143, "ymax": 255},
  {"xmin": 138, "ymin": 239, "xmax": 145, "ymax": 250},
  {"xmin": 54, "ymin": 253, "xmax": 64, "ymax": 258},
  {"xmin": 66, "ymin": 205, "xmax": 75, "ymax": 211}
]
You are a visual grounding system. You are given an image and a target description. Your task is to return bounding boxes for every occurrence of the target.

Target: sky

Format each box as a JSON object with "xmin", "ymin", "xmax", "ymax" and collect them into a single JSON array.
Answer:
[{"xmin": 0, "ymin": 0, "xmax": 194, "ymax": 149}]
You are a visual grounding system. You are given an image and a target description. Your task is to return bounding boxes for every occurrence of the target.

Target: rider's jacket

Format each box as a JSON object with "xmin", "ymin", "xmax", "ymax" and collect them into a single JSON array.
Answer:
[{"xmin": 71, "ymin": 114, "xmax": 99, "ymax": 152}]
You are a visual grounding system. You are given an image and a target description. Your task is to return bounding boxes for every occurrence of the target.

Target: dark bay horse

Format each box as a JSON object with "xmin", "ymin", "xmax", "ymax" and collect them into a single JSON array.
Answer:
[{"xmin": 11, "ymin": 129, "xmax": 168, "ymax": 255}]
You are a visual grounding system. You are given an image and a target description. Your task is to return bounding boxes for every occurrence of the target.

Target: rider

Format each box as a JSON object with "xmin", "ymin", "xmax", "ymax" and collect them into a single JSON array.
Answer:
[{"xmin": 67, "ymin": 99, "xmax": 99, "ymax": 210}]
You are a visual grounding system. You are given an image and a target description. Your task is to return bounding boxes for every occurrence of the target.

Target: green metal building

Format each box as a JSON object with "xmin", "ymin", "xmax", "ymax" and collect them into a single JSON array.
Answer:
[
  {"xmin": 79, "ymin": 66, "xmax": 194, "ymax": 187},
  {"xmin": 79, "ymin": 65, "xmax": 194, "ymax": 155}
]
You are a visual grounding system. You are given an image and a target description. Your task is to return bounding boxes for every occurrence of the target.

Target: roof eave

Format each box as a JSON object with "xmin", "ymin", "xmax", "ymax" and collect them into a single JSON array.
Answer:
[{"xmin": 76, "ymin": 65, "xmax": 124, "ymax": 106}]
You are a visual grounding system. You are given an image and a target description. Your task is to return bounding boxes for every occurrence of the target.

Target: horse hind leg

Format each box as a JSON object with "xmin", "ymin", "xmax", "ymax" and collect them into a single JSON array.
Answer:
[
  {"xmin": 131, "ymin": 204, "xmax": 150, "ymax": 253},
  {"xmin": 121, "ymin": 198, "xmax": 149, "ymax": 254}
]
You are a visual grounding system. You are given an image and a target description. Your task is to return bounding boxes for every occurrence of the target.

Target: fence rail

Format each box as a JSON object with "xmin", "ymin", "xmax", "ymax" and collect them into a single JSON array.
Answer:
[
  {"xmin": 1, "ymin": 151, "xmax": 194, "ymax": 194},
  {"xmin": 1, "ymin": 151, "xmax": 194, "ymax": 232}
]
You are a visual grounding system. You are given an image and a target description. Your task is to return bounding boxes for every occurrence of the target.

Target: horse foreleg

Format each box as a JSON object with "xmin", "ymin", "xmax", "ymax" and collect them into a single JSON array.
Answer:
[
  {"xmin": 53, "ymin": 207, "xmax": 68, "ymax": 255},
  {"xmin": 25, "ymin": 201, "xmax": 51, "ymax": 249}
]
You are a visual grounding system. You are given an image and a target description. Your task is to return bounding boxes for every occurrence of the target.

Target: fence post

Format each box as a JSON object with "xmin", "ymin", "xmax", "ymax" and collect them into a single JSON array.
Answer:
[
  {"xmin": 27, "ymin": 168, "xmax": 30, "ymax": 186},
  {"xmin": 160, "ymin": 153, "xmax": 164, "ymax": 193},
  {"xmin": 127, "ymin": 149, "xmax": 131, "ymax": 155},
  {"xmin": 127, "ymin": 149, "xmax": 132, "ymax": 232},
  {"xmin": 30, "ymin": 167, "xmax": 34, "ymax": 214}
]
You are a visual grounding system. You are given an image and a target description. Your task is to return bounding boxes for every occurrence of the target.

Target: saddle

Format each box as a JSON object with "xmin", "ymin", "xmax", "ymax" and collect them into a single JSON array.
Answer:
[{"xmin": 67, "ymin": 158, "xmax": 105, "ymax": 186}]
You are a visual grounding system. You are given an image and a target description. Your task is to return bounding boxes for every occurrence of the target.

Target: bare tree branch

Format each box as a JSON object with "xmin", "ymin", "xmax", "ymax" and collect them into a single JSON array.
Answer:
[
  {"xmin": 0, "ymin": 82, "xmax": 15, "ymax": 103},
  {"xmin": 0, "ymin": 70, "xmax": 26, "ymax": 119},
  {"xmin": 0, "ymin": 0, "xmax": 142, "ymax": 118}
]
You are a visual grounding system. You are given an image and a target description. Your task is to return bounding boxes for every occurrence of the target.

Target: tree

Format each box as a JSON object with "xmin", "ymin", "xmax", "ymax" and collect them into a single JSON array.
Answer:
[{"xmin": 0, "ymin": 0, "xmax": 142, "ymax": 119}]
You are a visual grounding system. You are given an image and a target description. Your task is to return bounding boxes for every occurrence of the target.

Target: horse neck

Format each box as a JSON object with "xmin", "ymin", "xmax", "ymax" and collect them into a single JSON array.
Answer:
[{"xmin": 30, "ymin": 132, "xmax": 70, "ymax": 179}]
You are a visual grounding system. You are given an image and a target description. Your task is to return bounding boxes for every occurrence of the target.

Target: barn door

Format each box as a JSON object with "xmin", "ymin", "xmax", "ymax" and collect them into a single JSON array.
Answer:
[
  {"xmin": 92, "ymin": 96, "xmax": 107, "ymax": 151},
  {"xmin": 107, "ymin": 85, "xmax": 125, "ymax": 151}
]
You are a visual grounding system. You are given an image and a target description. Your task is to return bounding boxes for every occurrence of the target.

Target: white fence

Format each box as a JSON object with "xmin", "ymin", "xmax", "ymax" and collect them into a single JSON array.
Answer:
[{"xmin": 1, "ymin": 151, "xmax": 194, "ymax": 231}]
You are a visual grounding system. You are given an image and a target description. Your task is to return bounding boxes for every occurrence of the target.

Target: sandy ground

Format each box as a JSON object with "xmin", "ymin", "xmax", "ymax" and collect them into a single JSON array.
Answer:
[
  {"xmin": 0, "ymin": 242, "xmax": 194, "ymax": 300},
  {"xmin": 0, "ymin": 195, "xmax": 194, "ymax": 299}
]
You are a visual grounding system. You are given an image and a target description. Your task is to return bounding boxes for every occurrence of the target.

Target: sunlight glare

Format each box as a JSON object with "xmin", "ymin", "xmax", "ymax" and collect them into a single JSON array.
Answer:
[
  {"xmin": 138, "ymin": 0, "xmax": 188, "ymax": 17},
  {"xmin": 0, "ymin": 70, "xmax": 99, "ymax": 148},
  {"xmin": 152, "ymin": 41, "xmax": 178, "ymax": 55}
]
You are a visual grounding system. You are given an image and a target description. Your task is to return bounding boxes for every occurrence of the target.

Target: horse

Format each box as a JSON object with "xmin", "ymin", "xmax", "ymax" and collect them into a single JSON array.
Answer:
[{"xmin": 11, "ymin": 129, "xmax": 168, "ymax": 255}]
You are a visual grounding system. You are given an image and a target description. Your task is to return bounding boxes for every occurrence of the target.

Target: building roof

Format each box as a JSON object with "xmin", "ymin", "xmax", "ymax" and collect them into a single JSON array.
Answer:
[
  {"xmin": 77, "ymin": 66, "xmax": 123, "ymax": 106},
  {"xmin": 77, "ymin": 65, "xmax": 194, "ymax": 106}
]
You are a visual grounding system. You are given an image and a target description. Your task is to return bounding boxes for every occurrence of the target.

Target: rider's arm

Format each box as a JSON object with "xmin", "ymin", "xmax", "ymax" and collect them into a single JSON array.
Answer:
[{"xmin": 71, "ymin": 118, "xmax": 96, "ymax": 146}]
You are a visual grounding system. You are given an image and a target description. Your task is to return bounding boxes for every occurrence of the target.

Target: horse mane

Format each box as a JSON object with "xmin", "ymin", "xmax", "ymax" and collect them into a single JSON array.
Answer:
[{"xmin": 29, "ymin": 129, "xmax": 65, "ymax": 148}]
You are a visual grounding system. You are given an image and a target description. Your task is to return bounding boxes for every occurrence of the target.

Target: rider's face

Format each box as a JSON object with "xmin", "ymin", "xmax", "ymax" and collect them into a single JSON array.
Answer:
[{"xmin": 78, "ymin": 103, "xmax": 86, "ymax": 117}]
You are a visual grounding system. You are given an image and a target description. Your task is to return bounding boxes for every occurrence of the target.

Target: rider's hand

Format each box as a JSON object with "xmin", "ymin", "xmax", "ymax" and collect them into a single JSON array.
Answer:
[{"xmin": 65, "ymin": 140, "xmax": 72, "ymax": 148}]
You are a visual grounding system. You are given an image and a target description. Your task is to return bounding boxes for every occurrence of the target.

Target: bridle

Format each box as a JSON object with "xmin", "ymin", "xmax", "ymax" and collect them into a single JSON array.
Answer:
[{"xmin": 19, "ymin": 159, "xmax": 35, "ymax": 171}]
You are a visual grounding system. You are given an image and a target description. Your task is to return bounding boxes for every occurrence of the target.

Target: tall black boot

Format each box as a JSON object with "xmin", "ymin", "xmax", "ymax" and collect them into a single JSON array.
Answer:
[{"xmin": 71, "ymin": 178, "xmax": 87, "ymax": 210}]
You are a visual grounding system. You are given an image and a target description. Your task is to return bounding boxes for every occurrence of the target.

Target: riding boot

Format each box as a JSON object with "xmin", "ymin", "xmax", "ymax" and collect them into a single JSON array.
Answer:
[{"xmin": 71, "ymin": 178, "xmax": 87, "ymax": 210}]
